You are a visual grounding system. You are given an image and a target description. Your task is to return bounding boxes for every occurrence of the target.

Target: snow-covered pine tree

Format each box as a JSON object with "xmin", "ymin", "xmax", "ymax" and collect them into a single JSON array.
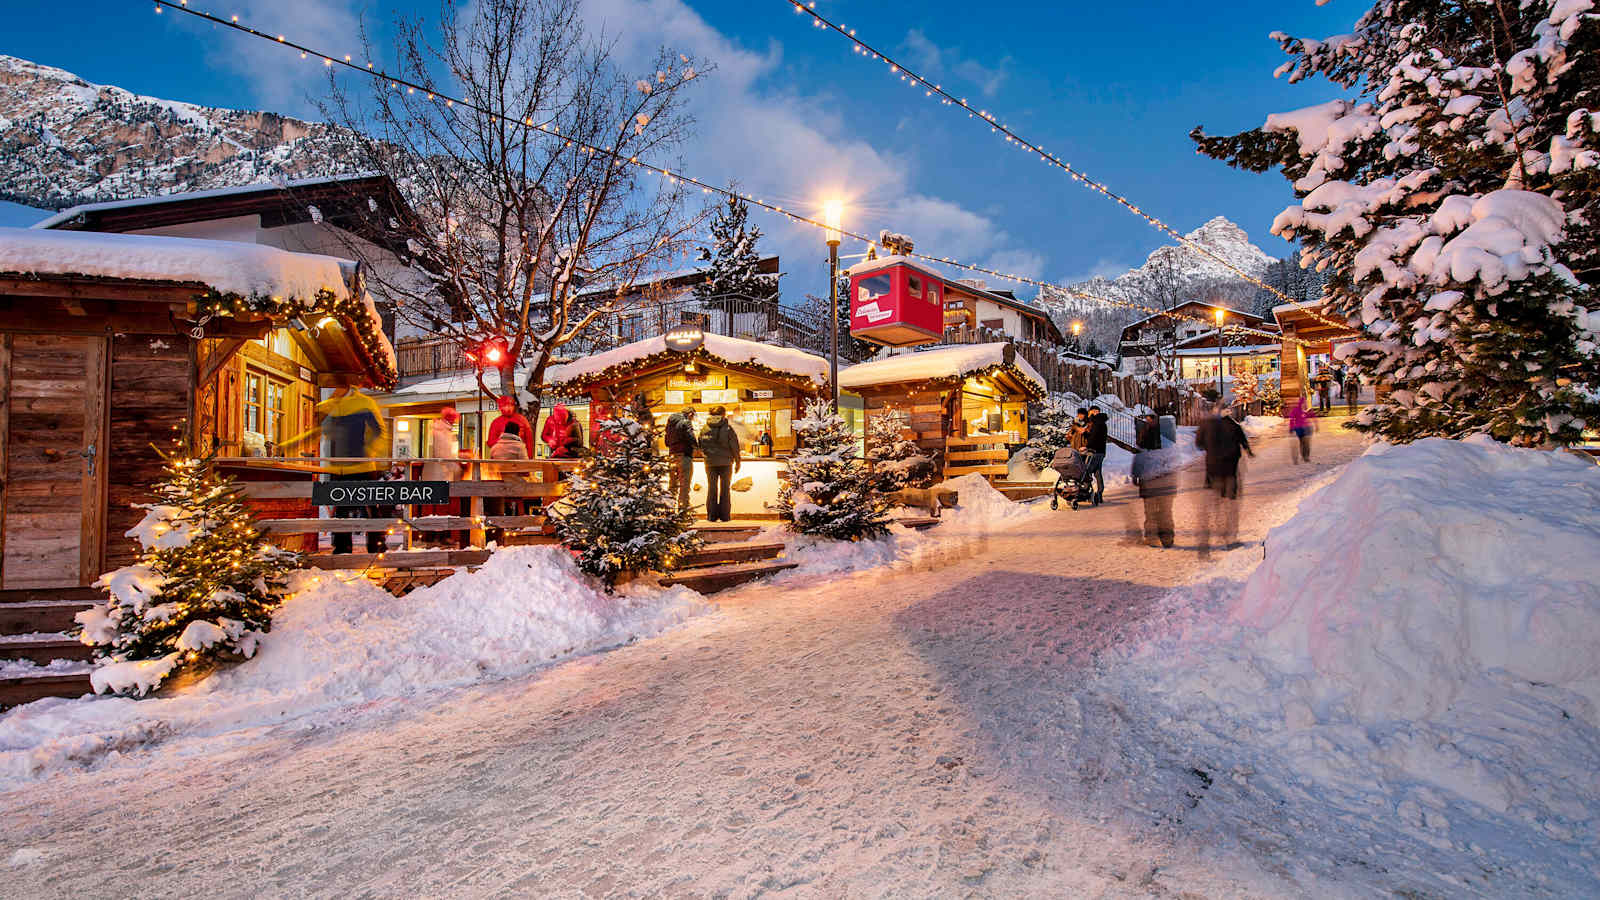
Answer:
[
  {"xmin": 1234, "ymin": 365, "xmax": 1261, "ymax": 408},
  {"xmin": 694, "ymin": 194, "xmax": 778, "ymax": 315},
  {"xmin": 779, "ymin": 399, "xmax": 893, "ymax": 540},
  {"xmin": 554, "ymin": 406, "xmax": 699, "ymax": 588},
  {"xmin": 1259, "ymin": 379, "xmax": 1284, "ymax": 416},
  {"xmin": 74, "ymin": 450, "xmax": 301, "ymax": 697},
  {"xmin": 1193, "ymin": 0, "xmax": 1600, "ymax": 445},
  {"xmin": 1020, "ymin": 396, "xmax": 1078, "ymax": 468},
  {"xmin": 866, "ymin": 408, "xmax": 937, "ymax": 491}
]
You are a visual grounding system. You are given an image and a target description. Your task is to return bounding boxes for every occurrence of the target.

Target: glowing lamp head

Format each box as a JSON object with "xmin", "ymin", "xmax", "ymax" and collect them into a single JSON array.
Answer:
[
  {"xmin": 1214, "ymin": 308, "xmax": 1225, "ymax": 325},
  {"xmin": 822, "ymin": 199, "xmax": 843, "ymax": 246},
  {"xmin": 1071, "ymin": 321, "xmax": 1082, "ymax": 336},
  {"xmin": 485, "ymin": 346, "xmax": 504, "ymax": 364}
]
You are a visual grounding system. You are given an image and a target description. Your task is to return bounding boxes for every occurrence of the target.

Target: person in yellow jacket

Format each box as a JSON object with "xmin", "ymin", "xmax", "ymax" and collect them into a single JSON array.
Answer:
[{"xmin": 284, "ymin": 386, "xmax": 388, "ymax": 554}]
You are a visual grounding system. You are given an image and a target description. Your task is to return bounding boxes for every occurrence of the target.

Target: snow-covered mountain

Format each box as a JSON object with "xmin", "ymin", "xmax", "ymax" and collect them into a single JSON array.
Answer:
[
  {"xmin": 1038, "ymin": 216, "xmax": 1277, "ymax": 352},
  {"xmin": 0, "ymin": 54, "xmax": 357, "ymax": 210}
]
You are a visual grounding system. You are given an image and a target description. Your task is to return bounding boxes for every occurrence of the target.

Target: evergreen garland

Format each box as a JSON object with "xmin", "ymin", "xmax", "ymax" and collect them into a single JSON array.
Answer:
[
  {"xmin": 779, "ymin": 399, "xmax": 893, "ymax": 540},
  {"xmin": 1192, "ymin": 0, "xmax": 1600, "ymax": 445},
  {"xmin": 74, "ymin": 449, "xmax": 301, "ymax": 697},
  {"xmin": 554, "ymin": 404, "xmax": 700, "ymax": 588}
]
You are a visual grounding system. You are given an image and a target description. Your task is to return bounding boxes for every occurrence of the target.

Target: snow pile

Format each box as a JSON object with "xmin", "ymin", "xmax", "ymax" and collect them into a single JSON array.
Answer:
[
  {"xmin": 1116, "ymin": 437, "xmax": 1600, "ymax": 859},
  {"xmin": 1238, "ymin": 415, "xmax": 1287, "ymax": 440},
  {"xmin": 0, "ymin": 547, "xmax": 706, "ymax": 785},
  {"xmin": 0, "ymin": 227, "xmax": 354, "ymax": 302}
]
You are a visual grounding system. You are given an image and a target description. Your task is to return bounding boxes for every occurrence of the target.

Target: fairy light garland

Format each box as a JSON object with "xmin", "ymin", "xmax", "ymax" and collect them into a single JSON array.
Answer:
[
  {"xmin": 143, "ymin": 0, "xmax": 1310, "ymax": 348},
  {"xmin": 778, "ymin": 0, "xmax": 1352, "ymax": 335}
]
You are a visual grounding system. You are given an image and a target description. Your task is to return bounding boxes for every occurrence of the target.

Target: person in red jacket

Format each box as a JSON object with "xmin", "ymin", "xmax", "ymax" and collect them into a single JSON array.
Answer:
[
  {"xmin": 487, "ymin": 395, "xmax": 534, "ymax": 458},
  {"xmin": 541, "ymin": 403, "xmax": 584, "ymax": 458}
]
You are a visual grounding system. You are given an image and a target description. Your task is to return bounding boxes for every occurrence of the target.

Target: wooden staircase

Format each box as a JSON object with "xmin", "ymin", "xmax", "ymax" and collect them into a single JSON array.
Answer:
[
  {"xmin": 0, "ymin": 588, "xmax": 97, "ymax": 708},
  {"xmin": 661, "ymin": 534, "xmax": 796, "ymax": 594}
]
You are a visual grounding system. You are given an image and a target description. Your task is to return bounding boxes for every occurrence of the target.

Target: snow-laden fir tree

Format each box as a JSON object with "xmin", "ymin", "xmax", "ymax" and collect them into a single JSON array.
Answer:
[
  {"xmin": 694, "ymin": 194, "xmax": 778, "ymax": 315},
  {"xmin": 554, "ymin": 405, "xmax": 699, "ymax": 588},
  {"xmin": 1233, "ymin": 366, "xmax": 1261, "ymax": 409},
  {"xmin": 1259, "ymin": 379, "xmax": 1284, "ymax": 415},
  {"xmin": 866, "ymin": 408, "xmax": 937, "ymax": 492},
  {"xmin": 779, "ymin": 398, "xmax": 893, "ymax": 540},
  {"xmin": 1020, "ymin": 395, "xmax": 1079, "ymax": 468},
  {"xmin": 74, "ymin": 451, "xmax": 300, "ymax": 697},
  {"xmin": 1192, "ymin": 0, "xmax": 1600, "ymax": 445}
]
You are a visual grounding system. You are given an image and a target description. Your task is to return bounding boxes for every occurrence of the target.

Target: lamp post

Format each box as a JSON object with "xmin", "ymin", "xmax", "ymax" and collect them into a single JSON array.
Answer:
[
  {"xmin": 1213, "ymin": 308, "xmax": 1225, "ymax": 403},
  {"xmin": 466, "ymin": 336, "xmax": 508, "ymax": 456},
  {"xmin": 1071, "ymin": 320, "xmax": 1083, "ymax": 355},
  {"xmin": 823, "ymin": 199, "xmax": 843, "ymax": 408}
]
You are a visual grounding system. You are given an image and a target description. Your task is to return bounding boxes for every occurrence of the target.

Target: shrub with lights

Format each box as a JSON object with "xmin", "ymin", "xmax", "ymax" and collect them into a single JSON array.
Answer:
[
  {"xmin": 553, "ymin": 404, "xmax": 700, "ymax": 589},
  {"xmin": 866, "ymin": 407, "xmax": 937, "ymax": 492},
  {"xmin": 779, "ymin": 398, "xmax": 893, "ymax": 541},
  {"xmin": 74, "ymin": 449, "xmax": 301, "ymax": 697}
]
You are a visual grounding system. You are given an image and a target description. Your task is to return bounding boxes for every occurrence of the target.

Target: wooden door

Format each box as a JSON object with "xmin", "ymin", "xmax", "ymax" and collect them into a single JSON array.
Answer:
[{"xmin": 0, "ymin": 334, "xmax": 110, "ymax": 589}]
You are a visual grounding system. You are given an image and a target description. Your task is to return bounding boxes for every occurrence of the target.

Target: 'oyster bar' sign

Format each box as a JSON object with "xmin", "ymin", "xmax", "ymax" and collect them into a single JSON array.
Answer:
[{"xmin": 312, "ymin": 480, "xmax": 450, "ymax": 506}]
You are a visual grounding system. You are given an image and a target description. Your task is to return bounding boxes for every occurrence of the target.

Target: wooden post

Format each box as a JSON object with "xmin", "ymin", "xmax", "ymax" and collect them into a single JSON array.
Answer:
[{"xmin": 468, "ymin": 459, "xmax": 486, "ymax": 548}]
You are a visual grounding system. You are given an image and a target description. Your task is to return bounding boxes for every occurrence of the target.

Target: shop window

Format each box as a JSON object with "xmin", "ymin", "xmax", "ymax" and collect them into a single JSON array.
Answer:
[
  {"xmin": 243, "ymin": 370, "xmax": 290, "ymax": 445},
  {"xmin": 857, "ymin": 274, "xmax": 891, "ymax": 303},
  {"xmin": 908, "ymin": 274, "xmax": 923, "ymax": 299}
]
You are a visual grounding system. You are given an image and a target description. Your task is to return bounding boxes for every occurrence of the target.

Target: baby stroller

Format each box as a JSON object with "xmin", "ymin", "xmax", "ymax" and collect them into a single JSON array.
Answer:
[{"xmin": 1049, "ymin": 447, "xmax": 1094, "ymax": 511}]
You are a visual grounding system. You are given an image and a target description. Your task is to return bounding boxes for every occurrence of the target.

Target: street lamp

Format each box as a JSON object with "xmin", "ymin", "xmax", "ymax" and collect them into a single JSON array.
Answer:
[
  {"xmin": 1213, "ymin": 308, "xmax": 1226, "ymax": 403},
  {"xmin": 1071, "ymin": 320, "xmax": 1083, "ymax": 354},
  {"xmin": 465, "ymin": 336, "xmax": 509, "ymax": 455},
  {"xmin": 823, "ymin": 199, "xmax": 844, "ymax": 407}
]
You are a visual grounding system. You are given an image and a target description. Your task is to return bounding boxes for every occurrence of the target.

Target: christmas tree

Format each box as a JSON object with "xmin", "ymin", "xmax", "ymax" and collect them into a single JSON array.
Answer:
[
  {"xmin": 694, "ymin": 194, "xmax": 778, "ymax": 316},
  {"xmin": 74, "ymin": 450, "xmax": 301, "ymax": 697},
  {"xmin": 779, "ymin": 398, "xmax": 893, "ymax": 540},
  {"xmin": 1192, "ymin": 0, "xmax": 1600, "ymax": 445},
  {"xmin": 1020, "ymin": 396, "xmax": 1078, "ymax": 468},
  {"xmin": 555, "ymin": 405, "xmax": 699, "ymax": 588},
  {"xmin": 866, "ymin": 408, "xmax": 937, "ymax": 492},
  {"xmin": 1233, "ymin": 366, "xmax": 1260, "ymax": 408},
  {"xmin": 1259, "ymin": 379, "xmax": 1283, "ymax": 416}
]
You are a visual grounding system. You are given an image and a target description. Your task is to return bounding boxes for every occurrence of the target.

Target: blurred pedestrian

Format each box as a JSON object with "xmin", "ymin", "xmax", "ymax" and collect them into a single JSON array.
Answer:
[
  {"xmin": 1195, "ymin": 401, "xmax": 1254, "ymax": 558},
  {"xmin": 1133, "ymin": 412, "xmax": 1175, "ymax": 548},
  {"xmin": 698, "ymin": 405, "xmax": 741, "ymax": 522},
  {"xmin": 1083, "ymin": 405, "xmax": 1108, "ymax": 505},
  {"xmin": 488, "ymin": 395, "xmax": 535, "ymax": 458},
  {"xmin": 1344, "ymin": 370, "xmax": 1361, "ymax": 413},
  {"xmin": 1287, "ymin": 395, "xmax": 1314, "ymax": 464}
]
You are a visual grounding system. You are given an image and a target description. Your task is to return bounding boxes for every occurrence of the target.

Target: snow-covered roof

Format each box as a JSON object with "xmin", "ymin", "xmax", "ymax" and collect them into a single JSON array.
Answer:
[
  {"xmin": 1270, "ymin": 299, "xmax": 1326, "ymax": 316},
  {"xmin": 844, "ymin": 254, "xmax": 947, "ymax": 281},
  {"xmin": 543, "ymin": 333, "xmax": 829, "ymax": 389},
  {"xmin": 841, "ymin": 343, "xmax": 1046, "ymax": 396},
  {"xmin": 32, "ymin": 173, "xmax": 384, "ymax": 230},
  {"xmin": 0, "ymin": 226, "xmax": 355, "ymax": 301}
]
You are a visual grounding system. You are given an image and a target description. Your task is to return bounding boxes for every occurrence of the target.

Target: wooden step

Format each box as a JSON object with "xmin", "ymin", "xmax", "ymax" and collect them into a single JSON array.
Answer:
[
  {"xmin": 945, "ymin": 448, "xmax": 1010, "ymax": 462},
  {"xmin": 994, "ymin": 481, "xmax": 1055, "ymax": 501},
  {"xmin": 893, "ymin": 516, "xmax": 943, "ymax": 530},
  {"xmin": 0, "ymin": 636, "xmax": 94, "ymax": 663},
  {"xmin": 691, "ymin": 523, "xmax": 764, "ymax": 544},
  {"xmin": 0, "ymin": 672, "xmax": 93, "ymax": 709},
  {"xmin": 0, "ymin": 600, "xmax": 96, "ymax": 635},
  {"xmin": 0, "ymin": 587, "xmax": 101, "ymax": 604},
  {"xmin": 305, "ymin": 549, "xmax": 493, "ymax": 570},
  {"xmin": 679, "ymin": 541, "xmax": 785, "ymax": 569},
  {"xmin": 659, "ymin": 559, "xmax": 799, "ymax": 594}
]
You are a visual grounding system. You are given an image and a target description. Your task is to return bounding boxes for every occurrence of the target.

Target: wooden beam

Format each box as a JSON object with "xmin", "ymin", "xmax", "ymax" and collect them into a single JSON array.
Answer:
[
  {"xmin": 79, "ymin": 337, "xmax": 109, "ymax": 585},
  {"xmin": 0, "ymin": 334, "xmax": 10, "ymax": 588},
  {"xmin": 0, "ymin": 277, "xmax": 204, "ymax": 304},
  {"xmin": 287, "ymin": 327, "xmax": 334, "ymax": 373},
  {"xmin": 198, "ymin": 338, "xmax": 249, "ymax": 388}
]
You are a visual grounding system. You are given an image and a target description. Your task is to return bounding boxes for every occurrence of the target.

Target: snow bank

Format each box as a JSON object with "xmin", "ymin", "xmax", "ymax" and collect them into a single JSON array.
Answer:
[
  {"xmin": 1116, "ymin": 437, "xmax": 1600, "ymax": 855},
  {"xmin": 0, "ymin": 547, "xmax": 705, "ymax": 785},
  {"xmin": 0, "ymin": 227, "xmax": 354, "ymax": 302}
]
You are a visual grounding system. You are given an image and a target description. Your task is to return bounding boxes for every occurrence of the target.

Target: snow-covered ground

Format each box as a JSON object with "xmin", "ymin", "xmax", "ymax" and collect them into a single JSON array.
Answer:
[{"xmin": 3, "ymin": 429, "xmax": 1597, "ymax": 896}]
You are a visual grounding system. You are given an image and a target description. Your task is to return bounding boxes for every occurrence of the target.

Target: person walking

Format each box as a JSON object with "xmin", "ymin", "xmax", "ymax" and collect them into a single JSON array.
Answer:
[
  {"xmin": 664, "ymin": 405, "xmax": 698, "ymax": 512},
  {"xmin": 1195, "ymin": 401, "xmax": 1254, "ymax": 557},
  {"xmin": 488, "ymin": 395, "xmax": 535, "ymax": 458},
  {"xmin": 1287, "ymin": 395, "xmax": 1314, "ymax": 464},
  {"xmin": 541, "ymin": 403, "xmax": 584, "ymax": 459},
  {"xmin": 698, "ymin": 405, "xmax": 741, "ymax": 522},
  {"xmin": 1344, "ymin": 370, "xmax": 1361, "ymax": 413},
  {"xmin": 1132, "ymin": 412, "xmax": 1175, "ymax": 548},
  {"xmin": 486, "ymin": 420, "xmax": 531, "ymax": 542},
  {"xmin": 1313, "ymin": 369, "xmax": 1334, "ymax": 414},
  {"xmin": 1083, "ymin": 405, "xmax": 1109, "ymax": 505},
  {"xmin": 285, "ymin": 386, "xmax": 387, "ymax": 555}
]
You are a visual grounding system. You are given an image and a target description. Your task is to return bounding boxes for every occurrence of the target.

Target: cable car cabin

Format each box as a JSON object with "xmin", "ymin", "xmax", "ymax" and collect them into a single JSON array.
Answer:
[{"xmin": 848, "ymin": 257, "xmax": 946, "ymax": 347}]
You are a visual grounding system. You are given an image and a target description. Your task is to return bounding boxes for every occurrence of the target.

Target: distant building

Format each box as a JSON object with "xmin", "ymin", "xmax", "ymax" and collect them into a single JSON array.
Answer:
[
  {"xmin": 941, "ymin": 278, "xmax": 1068, "ymax": 347},
  {"xmin": 1118, "ymin": 300, "xmax": 1279, "ymax": 387}
]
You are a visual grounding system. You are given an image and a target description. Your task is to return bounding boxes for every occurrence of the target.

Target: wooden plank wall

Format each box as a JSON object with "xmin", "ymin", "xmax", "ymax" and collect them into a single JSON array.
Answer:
[{"xmin": 104, "ymin": 333, "xmax": 192, "ymax": 572}]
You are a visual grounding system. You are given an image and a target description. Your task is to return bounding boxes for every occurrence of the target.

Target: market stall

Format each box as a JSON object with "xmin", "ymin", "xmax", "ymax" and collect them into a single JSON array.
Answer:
[
  {"xmin": 542, "ymin": 329, "xmax": 829, "ymax": 517},
  {"xmin": 840, "ymin": 342, "xmax": 1046, "ymax": 481}
]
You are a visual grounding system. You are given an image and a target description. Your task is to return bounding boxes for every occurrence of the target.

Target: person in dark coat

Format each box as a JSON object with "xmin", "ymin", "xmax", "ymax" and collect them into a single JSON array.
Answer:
[
  {"xmin": 664, "ymin": 405, "xmax": 698, "ymax": 512},
  {"xmin": 1313, "ymin": 369, "xmax": 1334, "ymax": 414},
  {"xmin": 1083, "ymin": 405, "xmax": 1109, "ymax": 505},
  {"xmin": 1195, "ymin": 403, "xmax": 1255, "ymax": 557},
  {"xmin": 1133, "ymin": 412, "xmax": 1175, "ymax": 548},
  {"xmin": 1344, "ymin": 370, "xmax": 1361, "ymax": 413},
  {"xmin": 698, "ymin": 405, "xmax": 741, "ymax": 522}
]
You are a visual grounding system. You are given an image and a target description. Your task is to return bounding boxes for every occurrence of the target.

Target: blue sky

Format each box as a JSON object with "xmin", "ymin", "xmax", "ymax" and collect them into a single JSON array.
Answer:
[{"xmin": 5, "ymin": 0, "xmax": 1355, "ymax": 299}]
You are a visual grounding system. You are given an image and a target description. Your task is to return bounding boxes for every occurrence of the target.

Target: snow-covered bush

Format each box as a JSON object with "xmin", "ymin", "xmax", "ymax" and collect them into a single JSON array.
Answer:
[
  {"xmin": 1193, "ymin": 0, "xmax": 1600, "ymax": 445},
  {"xmin": 866, "ymin": 407, "xmax": 937, "ymax": 491},
  {"xmin": 73, "ymin": 451, "xmax": 300, "ymax": 697},
  {"xmin": 1258, "ymin": 379, "xmax": 1283, "ymax": 415},
  {"xmin": 1233, "ymin": 366, "xmax": 1260, "ymax": 408},
  {"xmin": 1020, "ymin": 396, "xmax": 1078, "ymax": 468},
  {"xmin": 779, "ymin": 399, "xmax": 893, "ymax": 541},
  {"xmin": 554, "ymin": 410, "xmax": 699, "ymax": 588}
]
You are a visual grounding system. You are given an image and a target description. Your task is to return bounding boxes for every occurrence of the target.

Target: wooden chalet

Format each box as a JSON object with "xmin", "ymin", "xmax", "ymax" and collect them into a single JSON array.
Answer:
[
  {"xmin": 1273, "ymin": 300, "xmax": 1365, "ymax": 409},
  {"xmin": 840, "ymin": 342, "xmax": 1046, "ymax": 480},
  {"xmin": 0, "ymin": 226, "xmax": 396, "ymax": 592}
]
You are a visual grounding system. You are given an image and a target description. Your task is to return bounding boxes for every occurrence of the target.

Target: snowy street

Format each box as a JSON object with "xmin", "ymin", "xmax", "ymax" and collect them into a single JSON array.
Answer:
[{"xmin": 0, "ymin": 426, "xmax": 1384, "ymax": 897}]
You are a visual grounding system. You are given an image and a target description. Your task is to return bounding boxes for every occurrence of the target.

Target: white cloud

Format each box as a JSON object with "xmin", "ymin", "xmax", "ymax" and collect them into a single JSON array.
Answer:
[
  {"xmin": 902, "ymin": 29, "xmax": 1010, "ymax": 99},
  {"xmin": 180, "ymin": 0, "xmax": 366, "ymax": 113},
  {"xmin": 1059, "ymin": 258, "xmax": 1136, "ymax": 285}
]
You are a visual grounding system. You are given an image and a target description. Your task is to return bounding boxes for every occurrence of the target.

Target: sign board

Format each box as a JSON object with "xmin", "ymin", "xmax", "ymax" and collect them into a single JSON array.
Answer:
[
  {"xmin": 663, "ymin": 326, "xmax": 705, "ymax": 352},
  {"xmin": 313, "ymin": 480, "xmax": 450, "ymax": 506},
  {"xmin": 701, "ymin": 388, "xmax": 738, "ymax": 405},
  {"xmin": 747, "ymin": 389, "xmax": 775, "ymax": 400}
]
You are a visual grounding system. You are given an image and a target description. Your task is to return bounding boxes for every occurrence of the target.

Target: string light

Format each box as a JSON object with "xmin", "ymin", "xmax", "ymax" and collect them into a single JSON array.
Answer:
[
  {"xmin": 144, "ymin": 0, "xmax": 1307, "ymax": 347},
  {"xmin": 776, "ymin": 0, "xmax": 1351, "ymax": 335}
]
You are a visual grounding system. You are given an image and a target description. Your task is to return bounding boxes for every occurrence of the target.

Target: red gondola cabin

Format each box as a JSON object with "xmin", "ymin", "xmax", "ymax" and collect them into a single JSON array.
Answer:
[{"xmin": 848, "ymin": 257, "xmax": 946, "ymax": 347}]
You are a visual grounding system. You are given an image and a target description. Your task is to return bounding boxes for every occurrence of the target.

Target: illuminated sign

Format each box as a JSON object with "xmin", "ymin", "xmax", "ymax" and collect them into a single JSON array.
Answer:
[{"xmin": 663, "ymin": 326, "xmax": 705, "ymax": 352}]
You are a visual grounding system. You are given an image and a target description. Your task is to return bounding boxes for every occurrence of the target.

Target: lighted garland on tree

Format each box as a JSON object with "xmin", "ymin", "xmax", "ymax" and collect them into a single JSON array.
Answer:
[
  {"xmin": 1233, "ymin": 366, "xmax": 1261, "ymax": 409},
  {"xmin": 1020, "ymin": 395, "xmax": 1078, "ymax": 469},
  {"xmin": 73, "ymin": 449, "xmax": 301, "ymax": 697},
  {"xmin": 778, "ymin": 398, "xmax": 894, "ymax": 541},
  {"xmin": 553, "ymin": 403, "xmax": 700, "ymax": 589},
  {"xmin": 1259, "ymin": 379, "xmax": 1283, "ymax": 416},
  {"xmin": 196, "ymin": 287, "xmax": 398, "ymax": 388}
]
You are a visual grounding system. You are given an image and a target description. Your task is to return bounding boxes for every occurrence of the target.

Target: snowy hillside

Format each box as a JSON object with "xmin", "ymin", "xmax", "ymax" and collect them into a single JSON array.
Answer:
[{"xmin": 0, "ymin": 55, "xmax": 357, "ymax": 209}]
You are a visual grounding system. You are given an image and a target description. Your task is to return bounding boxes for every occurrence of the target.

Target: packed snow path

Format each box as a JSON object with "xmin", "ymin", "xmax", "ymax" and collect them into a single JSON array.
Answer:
[{"xmin": 4, "ymin": 427, "xmax": 1383, "ymax": 897}]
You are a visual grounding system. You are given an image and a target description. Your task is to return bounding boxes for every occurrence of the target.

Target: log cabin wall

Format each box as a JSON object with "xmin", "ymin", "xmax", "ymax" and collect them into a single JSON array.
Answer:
[
  {"xmin": 857, "ymin": 386, "xmax": 957, "ymax": 471},
  {"xmin": 105, "ymin": 332, "xmax": 193, "ymax": 572}
]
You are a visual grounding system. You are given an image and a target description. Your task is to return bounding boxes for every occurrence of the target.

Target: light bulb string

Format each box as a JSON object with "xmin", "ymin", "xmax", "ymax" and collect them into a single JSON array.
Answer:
[
  {"xmin": 144, "ymin": 0, "xmax": 1304, "ymax": 347},
  {"xmin": 780, "ymin": 0, "xmax": 1349, "ymax": 335}
]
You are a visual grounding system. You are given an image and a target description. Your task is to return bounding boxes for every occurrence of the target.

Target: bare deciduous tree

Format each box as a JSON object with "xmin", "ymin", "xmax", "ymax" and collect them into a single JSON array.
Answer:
[{"xmin": 322, "ymin": 0, "xmax": 708, "ymax": 408}]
